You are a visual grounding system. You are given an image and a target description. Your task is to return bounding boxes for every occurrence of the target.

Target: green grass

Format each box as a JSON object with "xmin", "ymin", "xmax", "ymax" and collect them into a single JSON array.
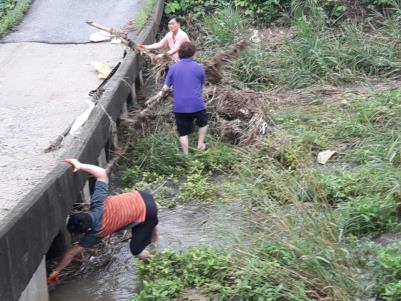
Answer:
[
  {"xmin": 360, "ymin": 242, "xmax": 401, "ymax": 300},
  {"xmin": 233, "ymin": 46, "xmax": 277, "ymax": 90},
  {"xmin": 130, "ymin": 3, "xmax": 401, "ymax": 300},
  {"xmin": 229, "ymin": 5, "xmax": 401, "ymax": 90},
  {"xmin": 121, "ymin": 125, "xmax": 238, "ymax": 205},
  {"xmin": 130, "ymin": 90, "xmax": 401, "ymax": 299},
  {"xmin": 255, "ymin": 90, "xmax": 401, "ymax": 235},
  {"xmin": 132, "ymin": 0, "xmax": 155, "ymax": 30},
  {"xmin": 0, "ymin": 0, "xmax": 31, "ymax": 37},
  {"xmin": 204, "ymin": 8, "xmax": 245, "ymax": 47},
  {"xmin": 281, "ymin": 16, "xmax": 401, "ymax": 88},
  {"xmin": 133, "ymin": 204, "xmax": 361, "ymax": 300},
  {"xmin": 133, "ymin": 246, "xmax": 327, "ymax": 300}
]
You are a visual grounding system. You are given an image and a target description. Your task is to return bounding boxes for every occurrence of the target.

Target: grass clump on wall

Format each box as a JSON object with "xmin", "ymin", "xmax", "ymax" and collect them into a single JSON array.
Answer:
[{"xmin": 0, "ymin": 0, "xmax": 31, "ymax": 37}]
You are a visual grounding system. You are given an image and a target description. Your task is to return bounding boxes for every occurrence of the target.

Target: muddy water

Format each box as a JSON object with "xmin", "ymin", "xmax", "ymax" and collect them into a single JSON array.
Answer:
[{"xmin": 50, "ymin": 201, "xmax": 247, "ymax": 301}]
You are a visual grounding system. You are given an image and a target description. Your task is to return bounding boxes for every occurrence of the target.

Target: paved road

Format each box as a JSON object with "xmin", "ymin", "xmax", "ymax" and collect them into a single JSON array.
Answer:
[
  {"xmin": 0, "ymin": 0, "xmax": 146, "ymax": 221},
  {"xmin": 3, "ymin": 0, "xmax": 146, "ymax": 43}
]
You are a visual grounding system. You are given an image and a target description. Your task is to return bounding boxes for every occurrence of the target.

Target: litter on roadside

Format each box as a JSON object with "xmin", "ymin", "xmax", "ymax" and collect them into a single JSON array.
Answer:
[
  {"xmin": 69, "ymin": 100, "xmax": 96, "ymax": 136},
  {"xmin": 317, "ymin": 150, "xmax": 336, "ymax": 164},
  {"xmin": 91, "ymin": 61, "xmax": 112, "ymax": 80},
  {"xmin": 110, "ymin": 37, "xmax": 122, "ymax": 44},
  {"xmin": 90, "ymin": 30, "xmax": 112, "ymax": 42}
]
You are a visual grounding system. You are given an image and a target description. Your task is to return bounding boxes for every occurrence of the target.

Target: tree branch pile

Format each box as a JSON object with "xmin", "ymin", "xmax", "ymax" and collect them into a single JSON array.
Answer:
[{"xmin": 205, "ymin": 86, "xmax": 272, "ymax": 145}]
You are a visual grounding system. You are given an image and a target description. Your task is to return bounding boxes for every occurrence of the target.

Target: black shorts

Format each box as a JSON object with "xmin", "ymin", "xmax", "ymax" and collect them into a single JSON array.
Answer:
[
  {"xmin": 130, "ymin": 191, "xmax": 158, "ymax": 255},
  {"xmin": 174, "ymin": 109, "xmax": 208, "ymax": 137}
]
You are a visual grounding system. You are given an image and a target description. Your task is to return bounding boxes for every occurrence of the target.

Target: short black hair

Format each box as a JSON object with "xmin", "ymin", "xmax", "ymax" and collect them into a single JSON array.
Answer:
[
  {"xmin": 168, "ymin": 15, "xmax": 180, "ymax": 23},
  {"xmin": 178, "ymin": 41, "xmax": 196, "ymax": 59},
  {"xmin": 67, "ymin": 213, "xmax": 92, "ymax": 234}
]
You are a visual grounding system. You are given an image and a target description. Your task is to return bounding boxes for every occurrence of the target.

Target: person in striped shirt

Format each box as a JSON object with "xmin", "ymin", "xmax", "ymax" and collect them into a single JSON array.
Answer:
[{"xmin": 47, "ymin": 159, "xmax": 158, "ymax": 283}]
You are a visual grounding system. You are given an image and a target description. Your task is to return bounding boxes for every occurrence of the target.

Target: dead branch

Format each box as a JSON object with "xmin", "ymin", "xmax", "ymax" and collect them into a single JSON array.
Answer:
[
  {"xmin": 205, "ymin": 40, "xmax": 249, "ymax": 84},
  {"xmin": 86, "ymin": 20, "xmax": 155, "ymax": 61}
]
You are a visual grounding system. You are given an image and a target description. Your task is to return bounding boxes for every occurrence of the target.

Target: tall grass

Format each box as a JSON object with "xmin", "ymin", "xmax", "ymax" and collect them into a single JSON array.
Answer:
[
  {"xmin": 204, "ymin": 8, "xmax": 245, "ymax": 47},
  {"xmin": 121, "ymin": 125, "xmax": 239, "ymax": 204},
  {"xmin": 213, "ymin": 89, "xmax": 401, "ymax": 299},
  {"xmin": 133, "ymin": 90, "xmax": 401, "ymax": 299},
  {"xmin": 233, "ymin": 46, "xmax": 277, "ymax": 90},
  {"xmin": 132, "ymin": 3, "xmax": 401, "ymax": 299},
  {"xmin": 230, "ymin": 2, "xmax": 401, "ymax": 89},
  {"xmin": 243, "ymin": 203, "xmax": 361, "ymax": 300},
  {"xmin": 282, "ymin": 15, "xmax": 401, "ymax": 88}
]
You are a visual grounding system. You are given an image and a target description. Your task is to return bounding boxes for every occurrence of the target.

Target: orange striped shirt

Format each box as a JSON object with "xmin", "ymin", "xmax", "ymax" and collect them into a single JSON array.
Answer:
[{"xmin": 99, "ymin": 191, "xmax": 146, "ymax": 238}]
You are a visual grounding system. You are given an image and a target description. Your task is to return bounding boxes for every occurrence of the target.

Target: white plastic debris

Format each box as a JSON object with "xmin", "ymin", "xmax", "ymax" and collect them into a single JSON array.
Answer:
[
  {"xmin": 240, "ymin": 108, "xmax": 250, "ymax": 115},
  {"xmin": 250, "ymin": 29, "xmax": 261, "ymax": 43},
  {"xmin": 317, "ymin": 150, "xmax": 336, "ymax": 164},
  {"xmin": 91, "ymin": 61, "xmax": 112, "ymax": 79},
  {"xmin": 69, "ymin": 100, "xmax": 96, "ymax": 136},
  {"xmin": 260, "ymin": 122, "xmax": 268, "ymax": 135},
  {"xmin": 110, "ymin": 37, "xmax": 122, "ymax": 44},
  {"xmin": 90, "ymin": 30, "xmax": 111, "ymax": 42}
]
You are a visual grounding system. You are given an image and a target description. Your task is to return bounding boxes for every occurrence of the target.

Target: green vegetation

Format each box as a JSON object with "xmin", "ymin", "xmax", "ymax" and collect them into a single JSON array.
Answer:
[
  {"xmin": 122, "ymin": 126, "xmax": 237, "ymax": 205},
  {"xmin": 234, "ymin": 46, "xmax": 274, "ymax": 90},
  {"xmin": 132, "ymin": 0, "xmax": 155, "ymax": 30},
  {"xmin": 164, "ymin": 0, "xmax": 401, "ymax": 24},
  {"xmin": 0, "ymin": 0, "xmax": 31, "ymax": 37},
  {"xmin": 164, "ymin": 0, "xmax": 401, "ymax": 88},
  {"xmin": 129, "ymin": 90, "xmax": 401, "ymax": 299},
  {"xmin": 376, "ymin": 243, "xmax": 401, "ymax": 300},
  {"xmin": 282, "ymin": 16, "xmax": 401, "ymax": 88},
  {"xmin": 133, "ymin": 248, "xmax": 233, "ymax": 300},
  {"xmin": 232, "ymin": 9, "xmax": 401, "ymax": 89},
  {"xmin": 128, "ymin": 1, "xmax": 401, "ymax": 299},
  {"xmin": 164, "ymin": 0, "xmax": 230, "ymax": 20},
  {"xmin": 204, "ymin": 8, "xmax": 245, "ymax": 47},
  {"xmin": 133, "ymin": 245, "xmax": 332, "ymax": 300}
]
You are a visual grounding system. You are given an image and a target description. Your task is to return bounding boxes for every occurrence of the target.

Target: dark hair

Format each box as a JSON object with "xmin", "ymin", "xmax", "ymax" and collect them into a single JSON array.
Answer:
[
  {"xmin": 178, "ymin": 41, "xmax": 196, "ymax": 59},
  {"xmin": 168, "ymin": 15, "xmax": 180, "ymax": 23},
  {"xmin": 67, "ymin": 213, "xmax": 92, "ymax": 234}
]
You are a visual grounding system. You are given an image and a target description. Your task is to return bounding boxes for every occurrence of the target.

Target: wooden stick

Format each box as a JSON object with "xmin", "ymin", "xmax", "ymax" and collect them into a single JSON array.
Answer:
[
  {"xmin": 86, "ymin": 21, "xmax": 128, "ymax": 39},
  {"xmin": 86, "ymin": 20, "xmax": 155, "ymax": 60}
]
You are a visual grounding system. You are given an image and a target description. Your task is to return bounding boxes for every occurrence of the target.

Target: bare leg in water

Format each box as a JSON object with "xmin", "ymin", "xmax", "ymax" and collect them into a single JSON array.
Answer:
[{"xmin": 136, "ymin": 227, "xmax": 158, "ymax": 262}]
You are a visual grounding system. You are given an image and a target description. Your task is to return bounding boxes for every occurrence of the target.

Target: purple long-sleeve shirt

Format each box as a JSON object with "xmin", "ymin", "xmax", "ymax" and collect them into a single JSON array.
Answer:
[{"xmin": 164, "ymin": 58, "xmax": 206, "ymax": 113}]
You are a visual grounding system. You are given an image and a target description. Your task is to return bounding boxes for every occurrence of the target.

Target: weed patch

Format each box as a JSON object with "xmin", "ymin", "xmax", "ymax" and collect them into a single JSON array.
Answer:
[
  {"xmin": 337, "ymin": 197, "xmax": 398, "ymax": 236},
  {"xmin": 233, "ymin": 46, "xmax": 277, "ymax": 90},
  {"xmin": 365, "ymin": 243, "xmax": 401, "ymax": 300},
  {"xmin": 204, "ymin": 8, "xmax": 245, "ymax": 47},
  {"xmin": 131, "ymin": 0, "xmax": 155, "ymax": 30},
  {"xmin": 0, "ymin": 0, "xmax": 31, "ymax": 37},
  {"xmin": 134, "ymin": 246, "xmax": 316, "ymax": 300},
  {"xmin": 128, "ymin": 3, "xmax": 401, "ymax": 299},
  {"xmin": 133, "ymin": 205, "xmax": 361, "ymax": 300},
  {"xmin": 133, "ymin": 247, "xmax": 233, "ymax": 300},
  {"xmin": 227, "ymin": 5, "xmax": 401, "ymax": 89},
  {"xmin": 122, "ymin": 126, "xmax": 238, "ymax": 205}
]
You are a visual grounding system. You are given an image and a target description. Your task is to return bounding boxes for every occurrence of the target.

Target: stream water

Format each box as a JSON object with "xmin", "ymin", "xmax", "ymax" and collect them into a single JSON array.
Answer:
[
  {"xmin": 50, "ymin": 199, "xmax": 247, "ymax": 301},
  {"xmin": 49, "ymin": 63, "xmax": 251, "ymax": 300}
]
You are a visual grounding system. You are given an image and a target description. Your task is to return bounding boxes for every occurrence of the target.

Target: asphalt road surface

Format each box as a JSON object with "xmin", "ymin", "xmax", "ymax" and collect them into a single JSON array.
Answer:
[{"xmin": 3, "ymin": 0, "xmax": 145, "ymax": 43}]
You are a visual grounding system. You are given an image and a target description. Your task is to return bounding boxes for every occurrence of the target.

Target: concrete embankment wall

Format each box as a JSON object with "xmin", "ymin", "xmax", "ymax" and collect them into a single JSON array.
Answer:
[{"xmin": 0, "ymin": 1, "xmax": 164, "ymax": 300}]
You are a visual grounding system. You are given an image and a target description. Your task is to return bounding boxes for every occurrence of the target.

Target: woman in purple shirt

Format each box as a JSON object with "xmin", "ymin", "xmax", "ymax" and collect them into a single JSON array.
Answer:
[{"xmin": 160, "ymin": 42, "xmax": 208, "ymax": 155}]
